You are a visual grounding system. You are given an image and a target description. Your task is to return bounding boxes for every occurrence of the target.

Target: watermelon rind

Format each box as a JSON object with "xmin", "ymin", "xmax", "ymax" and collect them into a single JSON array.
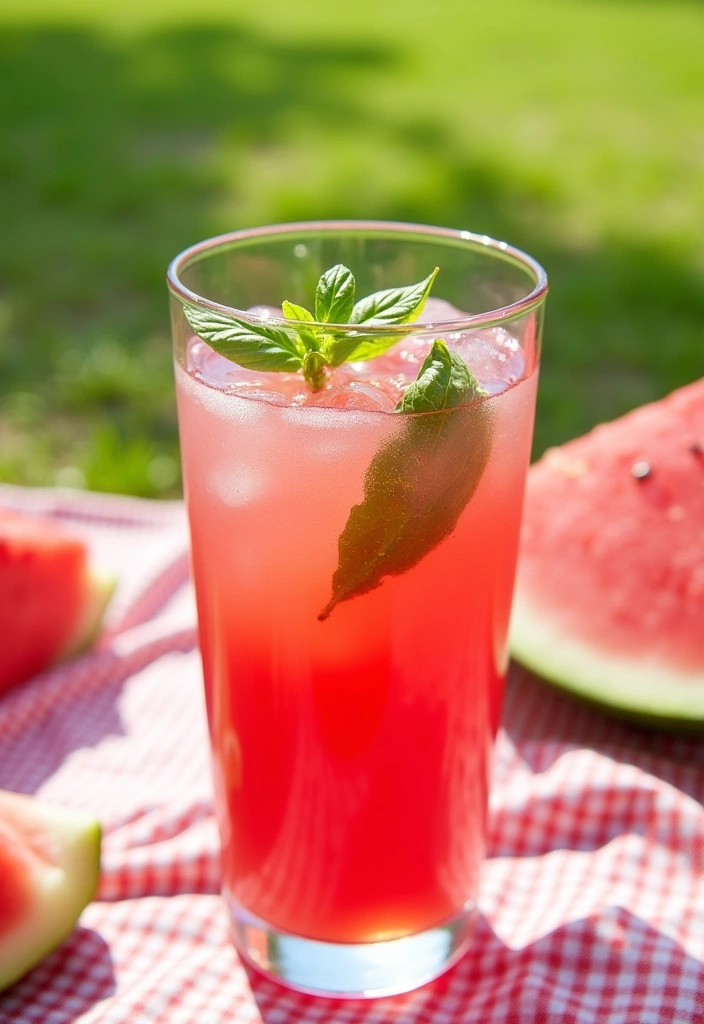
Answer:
[
  {"xmin": 0, "ymin": 792, "xmax": 101, "ymax": 993},
  {"xmin": 509, "ymin": 377, "xmax": 704, "ymax": 733},
  {"xmin": 510, "ymin": 591, "xmax": 704, "ymax": 733},
  {"xmin": 59, "ymin": 565, "xmax": 116, "ymax": 662}
]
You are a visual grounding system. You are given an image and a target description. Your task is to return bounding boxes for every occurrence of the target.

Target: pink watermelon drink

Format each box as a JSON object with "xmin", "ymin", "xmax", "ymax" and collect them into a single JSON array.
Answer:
[{"xmin": 168, "ymin": 222, "xmax": 547, "ymax": 997}]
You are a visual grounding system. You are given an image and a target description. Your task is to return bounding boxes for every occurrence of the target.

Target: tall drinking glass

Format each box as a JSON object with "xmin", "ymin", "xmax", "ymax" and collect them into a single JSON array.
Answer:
[{"xmin": 167, "ymin": 222, "xmax": 548, "ymax": 998}]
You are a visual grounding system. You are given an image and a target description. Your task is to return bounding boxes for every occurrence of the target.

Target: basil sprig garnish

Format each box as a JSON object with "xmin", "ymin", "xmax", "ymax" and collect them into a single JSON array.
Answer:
[{"xmin": 183, "ymin": 264, "xmax": 438, "ymax": 387}]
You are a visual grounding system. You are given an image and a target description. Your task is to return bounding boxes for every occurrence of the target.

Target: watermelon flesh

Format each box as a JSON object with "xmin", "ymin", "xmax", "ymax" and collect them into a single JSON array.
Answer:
[
  {"xmin": 0, "ymin": 509, "xmax": 114, "ymax": 697},
  {"xmin": 0, "ymin": 789, "xmax": 101, "ymax": 992},
  {"xmin": 510, "ymin": 378, "xmax": 704, "ymax": 729}
]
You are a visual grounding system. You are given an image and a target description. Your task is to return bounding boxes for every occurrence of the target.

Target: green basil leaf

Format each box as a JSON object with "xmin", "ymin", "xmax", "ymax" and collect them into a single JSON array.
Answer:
[
  {"xmin": 282, "ymin": 300, "xmax": 319, "ymax": 352},
  {"xmin": 396, "ymin": 339, "xmax": 482, "ymax": 412},
  {"xmin": 282, "ymin": 300, "xmax": 314, "ymax": 323},
  {"xmin": 333, "ymin": 331, "xmax": 402, "ymax": 364},
  {"xmin": 183, "ymin": 305, "xmax": 305, "ymax": 372},
  {"xmin": 315, "ymin": 264, "xmax": 356, "ymax": 324},
  {"xmin": 319, "ymin": 341, "xmax": 491, "ymax": 620},
  {"xmin": 350, "ymin": 267, "xmax": 438, "ymax": 327},
  {"xmin": 324, "ymin": 329, "xmax": 369, "ymax": 367}
]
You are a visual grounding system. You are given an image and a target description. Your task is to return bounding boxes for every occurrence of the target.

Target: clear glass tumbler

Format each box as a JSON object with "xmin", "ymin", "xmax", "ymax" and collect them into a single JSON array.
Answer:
[{"xmin": 167, "ymin": 221, "xmax": 547, "ymax": 998}]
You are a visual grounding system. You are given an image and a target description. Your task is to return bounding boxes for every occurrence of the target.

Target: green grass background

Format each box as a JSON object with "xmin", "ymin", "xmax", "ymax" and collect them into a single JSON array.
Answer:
[{"xmin": 1, "ymin": 0, "xmax": 702, "ymax": 496}]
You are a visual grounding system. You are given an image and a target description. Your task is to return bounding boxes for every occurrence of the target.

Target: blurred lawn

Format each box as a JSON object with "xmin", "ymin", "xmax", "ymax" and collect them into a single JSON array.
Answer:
[{"xmin": 0, "ymin": 0, "xmax": 702, "ymax": 496}]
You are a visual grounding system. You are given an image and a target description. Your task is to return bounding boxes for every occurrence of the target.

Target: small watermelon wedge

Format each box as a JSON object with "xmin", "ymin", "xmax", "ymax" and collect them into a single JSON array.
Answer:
[
  {"xmin": 0, "ymin": 789, "xmax": 101, "ymax": 992},
  {"xmin": 0, "ymin": 508, "xmax": 115, "ymax": 698},
  {"xmin": 510, "ymin": 378, "xmax": 704, "ymax": 731}
]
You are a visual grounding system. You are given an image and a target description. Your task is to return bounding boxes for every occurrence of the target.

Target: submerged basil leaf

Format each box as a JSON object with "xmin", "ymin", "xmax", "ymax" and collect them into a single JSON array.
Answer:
[
  {"xmin": 319, "ymin": 341, "xmax": 492, "ymax": 620},
  {"xmin": 282, "ymin": 300, "xmax": 320, "ymax": 352}
]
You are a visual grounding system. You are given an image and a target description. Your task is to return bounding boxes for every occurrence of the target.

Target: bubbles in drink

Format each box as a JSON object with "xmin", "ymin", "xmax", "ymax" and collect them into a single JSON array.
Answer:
[
  {"xmin": 225, "ymin": 384, "xmax": 291, "ymax": 406},
  {"xmin": 453, "ymin": 328, "xmax": 526, "ymax": 394},
  {"xmin": 179, "ymin": 358, "xmax": 265, "ymax": 424},
  {"xmin": 305, "ymin": 381, "xmax": 398, "ymax": 413},
  {"xmin": 357, "ymin": 336, "xmax": 432, "ymax": 381},
  {"xmin": 209, "ymin": 463, "xmax": 269, "ymax": 507},
  {"xmin": 188, "ymin": 340, "xmax": 309, "ymax": 405}
]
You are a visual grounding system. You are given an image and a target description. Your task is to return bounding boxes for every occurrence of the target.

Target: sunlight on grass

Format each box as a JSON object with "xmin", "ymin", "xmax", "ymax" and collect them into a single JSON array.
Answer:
[{"xmin": 0, "ymin": 0, "xmax": 702, "ymax": 494}]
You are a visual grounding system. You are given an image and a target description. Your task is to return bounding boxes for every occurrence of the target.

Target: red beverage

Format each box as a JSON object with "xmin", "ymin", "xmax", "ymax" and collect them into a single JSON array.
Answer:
[
  {"xmin": 168, "ymin": 223, "xmax": 547, "ymax": 996},
  {"xmin": 176, "ymin": 325, "xmax": 537, "ymax": 943}
]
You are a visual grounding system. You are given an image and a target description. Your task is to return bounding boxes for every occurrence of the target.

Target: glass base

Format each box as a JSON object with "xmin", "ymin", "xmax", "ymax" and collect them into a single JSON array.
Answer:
[{"xmin": 228, "ymin": 897, "xmax": 477, "ymax": 998}]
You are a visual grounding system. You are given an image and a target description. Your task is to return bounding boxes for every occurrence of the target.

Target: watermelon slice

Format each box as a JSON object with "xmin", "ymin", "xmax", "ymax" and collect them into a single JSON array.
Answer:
[
  {"xmin": 0, "ymin": 789, "xmax": 101, "ymax": 992},
  {"xmin": 0, "ymin": 509, "xmax": 114, "ymax": 698},
  {"xmin": 510, "ymin": 378, "xmax": 704, "ymax": 731}
]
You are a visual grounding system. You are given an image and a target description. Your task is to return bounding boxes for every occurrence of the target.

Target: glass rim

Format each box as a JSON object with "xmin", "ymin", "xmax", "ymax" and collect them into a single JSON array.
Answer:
[{"xmin": 166, "ymin": 219, "xmax": 549, "ymax": 334}]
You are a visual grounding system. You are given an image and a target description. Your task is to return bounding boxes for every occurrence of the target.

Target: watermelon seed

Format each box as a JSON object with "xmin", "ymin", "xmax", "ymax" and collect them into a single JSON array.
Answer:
[
  {"xmin": 630, "ymin": 460, "xmax": 651, "ymax": 480},
  {"xmin": 688, "ymin": 441, "xmax": 703, "ymax": 458}
]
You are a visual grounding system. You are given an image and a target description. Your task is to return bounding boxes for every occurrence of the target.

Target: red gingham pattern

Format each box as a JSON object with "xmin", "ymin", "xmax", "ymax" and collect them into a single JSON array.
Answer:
[{"xmin": 1, "ymin": 483, "xmax": 703, "ymax": 1024}]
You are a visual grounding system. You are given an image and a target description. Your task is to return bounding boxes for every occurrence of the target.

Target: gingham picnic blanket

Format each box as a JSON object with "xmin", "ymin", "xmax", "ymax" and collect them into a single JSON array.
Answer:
[{"xmin": 1, "ymin": 484, "xmax": 703, "ymax": 1024}]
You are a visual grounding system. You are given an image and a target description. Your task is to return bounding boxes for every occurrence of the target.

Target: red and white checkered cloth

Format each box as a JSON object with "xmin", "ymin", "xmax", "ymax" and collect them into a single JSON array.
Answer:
[{"xmin": 1, "ymin": 484, "xmax": 703, "ymax": 1024}]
